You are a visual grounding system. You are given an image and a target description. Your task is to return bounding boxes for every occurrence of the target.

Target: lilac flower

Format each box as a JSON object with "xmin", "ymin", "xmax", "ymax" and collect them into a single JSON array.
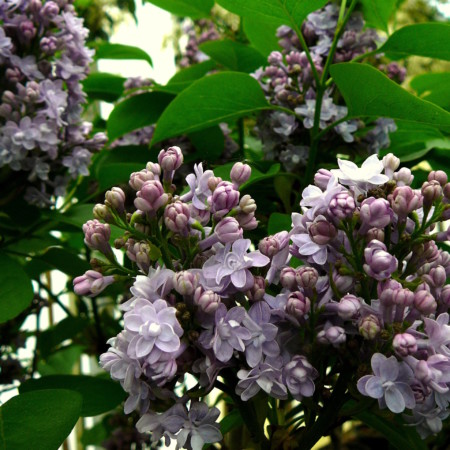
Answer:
[
  {"xmin": 181, "ymin": 163, "xmax": 214, "ymax": 210},
  {"xmin": 357, "ymin": 353, "xmax": 415, "ymax": 413},
  {"xmin": 282, "ymin": 355, "xmax": 318, "ymax": 401},
  {"xmin": 295, "ymin": 96, "xmax": 337, "ymax": 129},
  {"xmin": 73, "ymin": 270, "xmax": 115, "ymax": 297},
  {"xmin": 363, "ymin": 240, "xmax": 398, "ymax": 281},
  {"xmin": 202, "ymin": 239, "xmax": 270, "ymax": 292}
]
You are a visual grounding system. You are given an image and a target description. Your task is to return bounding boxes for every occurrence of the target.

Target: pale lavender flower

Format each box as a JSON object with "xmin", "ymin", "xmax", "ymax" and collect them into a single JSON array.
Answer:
[
  {"xmin": 181, "ymin": 163, "xmax": 214, "ymax": 210},
  {"xmin": 363, "ymin": 240, "xmax": 398, "ymax": 281},
  {"xmin": 73, "ymin": 270, "xmax": 115, "ymax": 297},
  {"xmin": 357, "ymin": 353, "xmax": 415, "ymax": 413},
  {"xmin": 282, "ymin": 355, "xmax": 317, "ymax": 401}
]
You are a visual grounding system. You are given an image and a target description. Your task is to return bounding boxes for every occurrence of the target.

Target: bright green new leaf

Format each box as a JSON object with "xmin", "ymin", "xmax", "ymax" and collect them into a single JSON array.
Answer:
[
  {"xmin": 20, "ymin": 374, "xmax": 126, "ymax": 417},
  {"xmin": 152, "ymin": 72, "xmax": 271, "ymax": 143},
  {"xmin": 199, "ymin": 39, "xmax": 266, "ymax": 73},
  {"xmin": 94, "ymin": 42, "xmax": 153, "ymax": 66},
  {"xmin": 107, "ymin": 91, "xmax": 174, "ymax": 142},
  {"xmin": 410, "ymin": 72, "xmax": 450, "ymax": 111},
  {"xmin": 217, "ymin": 0, "xmax": 328, "ymax": 30},
  {"xmin": 359, "ymin": 0, "xmax": 396, "ymax": 32},
  {"xmin": 144, "ymin": 0, "xmax": 213, "ymax": 18},
  {"xmin": 330, "ymin": 63, "xmax": 450, "ymax": 131},
  {"xmin": 0, "ymin": 389, "xmax": 82, "ymax": 450},
  {"xmin": 381, "ymin": 23, "xmax": 450, "ymax": 61},
  {"xmin": 82, "ymin": 73, "xmax": 126, "ymax": 103},
  {"xmin": 0, "ymin": 252, "xmax": 33, "ymax": 323}
]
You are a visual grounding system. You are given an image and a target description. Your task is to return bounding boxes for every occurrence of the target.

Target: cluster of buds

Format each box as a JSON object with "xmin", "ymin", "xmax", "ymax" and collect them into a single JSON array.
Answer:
[
  {"xmin": 75, "ymin": 148, "xmax": 450, "ymax": 447},
  {"xmin": 0, "ymin": 0, "xmax": 107, "ymax": 205},
  {"xmin": 253, "ymin": 4, "xmax": 402, "ymax": 171}
]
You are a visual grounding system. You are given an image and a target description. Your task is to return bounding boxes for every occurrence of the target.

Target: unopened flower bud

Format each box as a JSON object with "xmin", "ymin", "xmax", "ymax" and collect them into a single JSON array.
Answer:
[
  {"xmin": 358, "ymin": 315, "xmax": 380, "ymax": 340},
  {"xmin": 164, "ymin": 201, "xmax": 190, "ymax": 235},
  {"xmin": 268, "ymin": 51, "xmax": 283, "ymax": 65},
  {"xmin": 422, "ymin": 180, "xmax": 442, "ymax": 207},
  {"xmin": 338, "ymin": 294, "xmax": 361, "ymax": 320},
  {"xmin": 146, "ymin": 162, "xmax": 161, "ymax": 177},
  {"xmin": 391, "ymin": 186, "xmax": 422, "ymax": 220},
  {"xmin": 363, "ymin": 240, "xmax": 398, "ymax": 280},
  {"xmin": 423, "ymin": 266, "xmax": 446, "ymax": 288},
  {"xmin": 19, "ymin": 20, "xmax": 36, "ymax": 40},
  {"xmin": 259, "ymin": 235, "xmax": 280, "ymax": 257},
  {"xmin": 328, "ymin": 192, "xmax": 356, "ymax": 221},
  {"xmin": 280, "ymin": 267, "xmax": 297, "ymax": 290},
  {"xmin": 246, "ymin": 276, "xmax": 266, "ymax": 302},
  {"xmin": 125, "ymin": 239, "xmax": 151, "ymax": 273},
  {"xmin": 158, "ymin": 146, "xmax": 183, "ymax": 172},
  {"xmin": 366, "ymin": 227, "xmax": 385, "ymax": 243},
  {"xmin": 382, "ymin": 153, "xmax": 400, "ymax": 179},
  {"xmin": 129, "ymin": 169, "xmax": 155, "ymax": 190},
  {"xmin": 414, "ymin": 290, "xmax": 437, "ymax": 315},
  {"xmin": 207, "ymin": 176, "xmax": 222, "ymax": 192},
  {"xmin": 317, "ymin": 325, "xmax": 346, "ymax": 346},
  {"xmin": 215, "ymin": 217, "xmax": 243, "ymax": 243},
  {"xmin": 314, "ymin": 168, "xmax": 332, "ymax": 190},
  {"xmin": 295, "ymin": 267, "xmax": 318, "ymax": 289},
  {"xmin": 286, "ymin": 292, "xmax": 310, "ymax": 319},
  {"xmin": 236, "ymin": 212, "xmax": 258, "ymax": 230},
  {"xmin": 230, "ymin": 162, "xmax": 251, "ymax": 187},
  {"xmin": 392, "ymin": 288, "xmax": 414, "ymax": 307},
  {"xmin": 439, "ymin": 285, "xmax": 450, "ymax": 307},
  {"xmin": 83, "ymin": 220, "xmax": 112, "ymax": 255},
  {"xmin": 308, "ymin": 217, "xmax": 337, "ymax": 245},
  {"xmin": 194, "ymin": 287, "xmax": 221, "ymax": 314},
  {"xmin": 393, "ymin": 333, "xmax": 417, "ymax": 357},
  {"xmin": 134, "ymin": 180, "xmax": 168, "ymax": 213},
  {"xmin": 444, "ymin": 183, "xmax": 450, "ymax": 200},
  {"xmin": 41, "ymin": 1, "xmax": 59, "ymax": 18},
  {"xmin": 333, "ymin": 272, "xmax": 354, "ymax": 293},
  {"xmin": 394, "ymin": 167, "xmax": 414, "ymax": 186},
  {"xmin": 239, "ymin": 194, "xmax": 256, "ymax": 214},
  {"xmin": 105, "ymin": 187, "xmax": 126, "ymax": 214},
  {"xmin": 173, "ymin": 271, "xmax": 199, "ymax": 296},
  {"xmin": 73, "ymin": 270, "xmax": 114, "ymax": 297},
  {"xmin": 428, "ymin": 170, "xmax": 448, "ymax": 186},
  {"xmin": 93, "ymin": 203, "xmax": 114, "ymax": 223},
  {"xmin": 211, "ymin": 181, "xmax": 240, "ymax": 218},
  {"xmin": 360, "ymin": 197, "xmax": 393, "ymax": 231}
]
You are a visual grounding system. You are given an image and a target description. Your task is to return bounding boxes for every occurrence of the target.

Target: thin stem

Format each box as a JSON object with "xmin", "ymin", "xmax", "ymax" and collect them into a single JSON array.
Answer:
[{"xmin": 37, "ymin": 280, "xmax": 74, "ymax": 317}]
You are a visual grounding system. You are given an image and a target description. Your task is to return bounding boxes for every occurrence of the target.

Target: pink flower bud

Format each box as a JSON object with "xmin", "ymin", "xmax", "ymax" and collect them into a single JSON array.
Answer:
[
  {"xmin": 83, "ymin": 219, "xmax": 112, "ymax": 255},
  {"xmin": 328, "ymin": 191, "xmax": 356, "ymax": 221},
  {"xmin": 158, "ymin": 146, "xmax": 183, "ymax": 172},
  {"xmin": 146, "ymin": 162, "xmax": 161, "ymax": 177},
  {"xmin": 394, "ymin": 167, "xmax": 414, "ymax": 186},
  {"xmin": 439, "ymin": 285, "xmax": 450, "ymax": 307},
  {"xmin": 444, "ymin": 183, "xmax": 450, "ymax": 200},
  {"xmin": 308, "ymin": 217, "xmax": 337, "ymax": 245},
  {"xmin": 358, "ymin": 314, "xmax": 380, "ymax": 340},
  {"xmin": 194, "ymin": 287, "xmax": 221, "ymax": 314},
  {"xmin": 428, "ymin": 170, "xmax": 448, "ymax": 186},
  {"xmin": 259, "ymin": 235, "xmax": 280, "ymax": 257},
  {"xmin": 338, "ymin": 294, "xmax": 361, "ymax": 320},
  {"xmin": 423, "ymin": 266, "xmax": 446, "ymax": 288},
  {"xmin": 391, "ymin": 186, "xmax": 422, "ymax": 220},
  {"xmin": 93, "ymin": 203, "xmax": 114, "ymax": 223},
  {"xmin": 382, "ymin": 153, "xmax": 400, "ymax": 179},
  {"xmin": 164, "ymin": 201, "xmax": 190, "ymax": 235},
  {"xmin": 360, "ymin": 197, "xmax": 393, "ymax": 231},
  {"xmin": 363, "ymin": 240, "xmax": 398, "ymax": 281},
  {"xmin": 105, "ymin": 187, "xmax": 126, "ymax": 214},
  {"xmin": 317, "ymin": 325, "xmax": 346, "ymax": 346},
  {"xmin": 295, "ymin": 267, "xmax": 318, "ymax": 289},
  {"xmin": 134, "ymin": 180, "xmax": 168, "ymax": 213},
  {"xmin": 286, "ymin": 291, "xmax": 310, "ymax": 319},
  {"xmin": 314, "ymin": 168, "xmax": 332, "ymax": 190},
  {"xmin": 393, "ymin": 333, "xmax": 417, "ymax": 357},
  {"xmin": 366, "ymin": 228, "xmax": 385, "ymax": 243},
  {"xmin": 392, "ymin": 288, "xmax": 414, "ymax": 307},
  {"xmin": 414, "ymin": 290, "xmax": 437, "ymax": 315},
  {"xmin": 215, "ymin": 217, "xmax": 243, "ymax": 244},
  {"xmin": 280, "ymin": 267, "xmax": 297, "ymax": 290},
  {"xmin": 236, "ymin": 212, "xmax": 258, "ymax": 230},
  {"xmin": 19, "ymin": 20, "xmax": 36, "ymax": 40},
  {"xmin": 129, "ymin": 169, "xmax": 156, "ymax": 190},
  {"xmin": 239, "ymin": 195, "xmax": 256, "ymax": 214},
  {"xmin": 421, "ymin": 180, "xmax": 442, "ymax": 207},
  {"xmin": 173, "ymin": 271, "xmax": 199, "ymax": 296},
  {"xmin": 246, "ymin": 276, "xmax": 266, "ymax": 302},
  {"xmin": 230, "ymin": 162, "xmax": 251, "ymax": 187},
  {"xmin": 207, "ymin": 176, "xmax": 222, "ymax": 192},
  {"xmin": 211, "ymin": 181, "xmax": 240, "ymax": 218},
  {"xmin": 41, "ymin": 1, "xmax": 59, "ymax": 19},
  {"xmin": 125, "ymin": 239, "xmax": 151, "ymax": 273},
  {"xmin": 73, "ymin": 270, "xmax": 114, "ymax": 297}
]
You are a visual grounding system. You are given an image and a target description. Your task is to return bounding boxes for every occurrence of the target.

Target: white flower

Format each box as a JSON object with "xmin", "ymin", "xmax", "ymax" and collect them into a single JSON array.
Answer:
[{"xmin": 331, "ymin": 154, "xmax": 389, "ymax": 193}]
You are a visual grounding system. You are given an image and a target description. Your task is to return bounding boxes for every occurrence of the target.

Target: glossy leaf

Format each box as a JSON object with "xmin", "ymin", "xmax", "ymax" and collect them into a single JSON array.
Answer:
[
  {"xmin": 0, "ymin": 252, "xmax": 33, "ymax": 323},
  {"xmin": 0, "ymin": 389, "xmax": 82, "ymax": 450},
  {"xmin": 199, "ymin": 39, "xmax": 266, "ymax": 73},
  {"xmin": 268, "ymin": 212, "xmax": 292, "ymax": 235},
  {"xmin": 410, "ymin": 72, "xmax": 450, "ymax": 111},
  {"xmin": 359, "ymin": 0, "xmax": 396, "ymax": 32},
  {"xmin": 381, "ymin": 23, "xmax": 450, "ymax": 61},
  {"xmin": 330, "ymin": 63, "xmax": 450, "ymax": 131},
  {"xmin": 187, "ymin": 126, "xmax": 225, "ymax": 161},
  {"xmin": 38, "ymin": 345, "xmax": 84, "ymax": 375},
  {"xmin": 36, "ymin": 247, "xmax": 90, "ymax": 278},
  {"xmin": 216, "ymin": 0, "xmax": 328, "ymax": 30},
  {"xmin": 152, "ymin": 72, "xmax": 270, "ymax": 143},
  {"xmin": 107, "ymin": 91, "xmax": 174, "ymax": 142},
  {"xmin": 94, "ymin": 42, "xmax": 153, "ymax": 66},
  {"xmin": 243, "ymin": 17, "xmax": 281, "ymax": 57},
  {"xmin": 20, "ymin": 374, "xmax": 126, "ymax": 417},
  {"xmin": 83, "ymin": 73, "xmax": 126, "ymax": 102},
  {"xmin": 144, "ymin": 0, "xmax": 213, "ymax": 18}
]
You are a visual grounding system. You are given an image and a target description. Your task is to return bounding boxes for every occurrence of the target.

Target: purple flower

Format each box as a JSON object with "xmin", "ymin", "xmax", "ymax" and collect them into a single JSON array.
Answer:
[
  {"xmin": 359, "ymin": 197, "xmax": 393, "ymax": 233},
  {"xmin": 282, "ymin": 355, "xmax": 317, "ymax": 401},
  {"xmin": 199, "ymin": 304, "xmax": 252, "ymax": 362},
  {"xmin": 134, "ymin": 180, "xmax": 168, "ymax": 214},
  {"xmin": 164, "ymin": 201, "xmax": 190, "ymax": 235},
  {"xmin": 357, "ymin": 353, "xmax": 415, "ymax": 413},
  {"xmin": 210, "ymin": 181, "xmax": 240, "ymax": 218},
  {"xmin": 182, "ymin": 163, "xmax": 214, "ymax": 210},
  {"xmin": 363, "ymin": 240, "xmax": 398, "ymax": 281},
  {"xmin": 73, "ymin": 270, "xmax": 115, "ymax": 297},
  {"xmin": 82, "ymin": 219, "xmax": 112, "ymax": 256},
  {"xmin": 230, "ymin": 162, "xmax": 251, "ymax": 187},
  {"xmin": 328, "ymin": 191, "xmax": 356, "ymax": 221}
]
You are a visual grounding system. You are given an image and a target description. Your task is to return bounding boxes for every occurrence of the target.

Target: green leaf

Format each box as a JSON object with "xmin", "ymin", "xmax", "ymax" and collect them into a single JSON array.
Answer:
[
  {"xmin": 410, "ymin": 72, "xmax": 450, "ymax": 111},
  {"xmin": 0, "ymin": 252, "xmax": 33, "ymax": 323},
  {"xmin": 199, "ymin": 39, "xmax": 266, "ymax": 73},
  {"xmin": 98, "ymin": 162, "xmax": 150, "ymax": 190},
  {"xmin": 81, "ymin": 421, "xmax": 108, "ymax": 447},
  {"xmin": 359, "ymin": 0, "xmax": 396, "ymax": 32},
  {"xmin": 152, "ymin": 72, "xmax": 270, "ymax": 143},
  {"xmin": 0, "ymin": 389, "xmax": 82, "ymax": 450},
  {"xmin": 82, "ymin": 73, "xmax": 126, "ymax": 103},
  {"xmin": 216, "ymin": 0, "xmax": 328, "ymax": 30},
  {"xmin": 94, "ymin": 42, "xmax": 153, "ymax": 66},
  {"xmin": 381, "ymin": 23, "xmax": 450, "ymax": 61},
  {"xmin": 243, "ymin": 17, "xmax": 281, "ymax": 57},
  {"xmin": 187, "ymin": 126, "xmax": 225, "ymax": 162},
  {"xmin": 51, "ymin": 204, "xmax": 95, "ymax": 228},
  {"xmin": 268, "ymin": 212, "xmax": 292, "ymax": 234},
  {"xmin": 144, "ymin": 0, "xmax": 213, "ymax": 18},
  {"xmin": 220, "ymin": 408, "xmax": 242, "ymax": 435},
  {"xmin": 36, "ymin": 247, "xmax": 90, "ymax": 278},
  {"xmin": 354, "ymin": 410, "xmax": 427, "ymax": 450},
  {"xmin": 107, "ymin": 91, "xmax": 174, "ymax": 142},
  {"xmin": 19, "ymin": 375, "xmax": 126, "ymax": 417},
  {"xmin": 330, "ymin": 63, "xmax": 450, "ymax": 131},
  {"xmin": 38, "ymin": 345, "xmax": 84, "ymax": 375}
]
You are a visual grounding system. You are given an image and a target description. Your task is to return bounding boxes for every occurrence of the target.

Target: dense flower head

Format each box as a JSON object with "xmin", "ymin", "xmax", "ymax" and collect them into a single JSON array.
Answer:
[
  {"xmin": 84, "ymin": 149, "xmax": 450, "ymax": 445},
  {"xmin": 0, "ymin": 0, "xmax": 106, "ymax": 205}
]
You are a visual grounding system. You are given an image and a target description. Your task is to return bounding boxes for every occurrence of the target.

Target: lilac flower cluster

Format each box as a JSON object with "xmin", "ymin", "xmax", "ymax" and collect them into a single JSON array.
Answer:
[
  {"xmin": 253, "ymin": 4, "xmax": 401, "ymax": 171},
  {"xmin": 76, "ymin": 148, "xmax": 450, "ymax": 444},
  {"xmin": 0, "ymin": 0, "xmax": 106, "ymax": 205}
]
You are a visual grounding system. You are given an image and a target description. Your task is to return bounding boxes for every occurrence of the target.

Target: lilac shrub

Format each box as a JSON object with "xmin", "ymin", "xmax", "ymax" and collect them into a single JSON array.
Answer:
[
  {"xmin": 253, "ymin": 4, "xmax": 403, "ymax": 172},
  {"xmin": 0, "ymin": 0, "xmax": 107, "ymax": 205},
  {"xmin": 76, "ymin": 147, "xmax": 450, "ymax": 446}
]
